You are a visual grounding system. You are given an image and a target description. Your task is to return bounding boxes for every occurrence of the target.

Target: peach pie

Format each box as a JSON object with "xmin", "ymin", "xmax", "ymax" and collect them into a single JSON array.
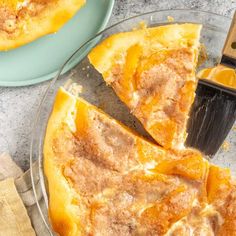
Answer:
[{"xmin": 44, "ymin": 24, "xmax": 236, "ymax": 236}]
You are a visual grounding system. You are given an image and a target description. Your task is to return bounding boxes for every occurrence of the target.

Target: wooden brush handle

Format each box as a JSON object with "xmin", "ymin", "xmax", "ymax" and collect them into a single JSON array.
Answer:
[{"xmin": 222, "ymin": 11, "xmax": 236, "ymax": 60}]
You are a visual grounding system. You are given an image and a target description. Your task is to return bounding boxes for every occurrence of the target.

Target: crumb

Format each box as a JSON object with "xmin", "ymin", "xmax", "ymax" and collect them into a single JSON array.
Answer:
[
  {"xmin": 82, "ymin": 67, "xmax": 86, "ymax": 71},
  {"xmin": 197, "ymin": 44, "xmax": 208, "ymax": 66},
  {"xmin": 86, "ymin": 73, "xmax": 90, "ymax": 78},
  {"xmin": 167, "ymin": 16, "xmax": 174, "ymax": 22},
  {"xmin": 139, "ymin": 21, "xmax": 147, "ymax": 29},
  {"xmin": 86, "ymin": 66, "xmax": 90, "ymax": 69},
  {"xmin": 64, "ymin": 80, "xmax": 83, "ymax": 96},
  {"xmin": 221, "ymin": 141, "xmax": 230, "ymax": 151},
  {"xmin": 70, "ymin": 84, "xmax": 83, "ymax": 96},
  {"xmin": 133, "ymin": 21, "xmax": 147, "ymax": 31}
]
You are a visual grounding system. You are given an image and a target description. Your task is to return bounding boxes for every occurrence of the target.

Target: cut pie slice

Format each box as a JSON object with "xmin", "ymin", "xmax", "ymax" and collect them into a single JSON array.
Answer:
[
  {"xmin": 0, "ymin": 0, "xmax": 85, "ymax": 50},
  {"xmin": 88, "ymin": 23, "xmax": 202, "ymax": 149},
  {"xmin": 44, "ymin": 87, "xmax": 220, "ymax": 236}
]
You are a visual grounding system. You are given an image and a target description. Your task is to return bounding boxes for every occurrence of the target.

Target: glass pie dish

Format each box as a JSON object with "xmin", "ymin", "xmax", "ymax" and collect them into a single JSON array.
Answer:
[{"xmin": 30, "ymin": 9, "xmax": 236, "ymax": 235}]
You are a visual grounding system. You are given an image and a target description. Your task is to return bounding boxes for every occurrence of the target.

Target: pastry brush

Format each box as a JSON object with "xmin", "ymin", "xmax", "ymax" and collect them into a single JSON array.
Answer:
[{"xmin": 186, "ymin": 11, "xmax": 236, "ymax": 157}]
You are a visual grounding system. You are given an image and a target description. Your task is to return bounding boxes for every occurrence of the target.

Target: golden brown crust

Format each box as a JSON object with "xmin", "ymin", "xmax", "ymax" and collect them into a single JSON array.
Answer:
[{"xmin": 0, "ymin": 0, "xmax": 85, "ymax": 50}]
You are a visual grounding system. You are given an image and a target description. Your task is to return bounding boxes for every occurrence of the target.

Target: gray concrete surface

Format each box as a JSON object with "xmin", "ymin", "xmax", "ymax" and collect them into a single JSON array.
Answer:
[{"xmin": 0, "ymin": 0, "xmax": 236, "ymax": 171}]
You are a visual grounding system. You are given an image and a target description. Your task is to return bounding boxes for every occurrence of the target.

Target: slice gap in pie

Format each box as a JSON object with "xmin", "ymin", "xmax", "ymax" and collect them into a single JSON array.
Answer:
[
  {"xmin": 88, "ymin": 23, "xmax": 202, "ymax": 149},
  {"xmin": 0, "ymin": 0, "xmax": 85, "ymax": 50},
  {"xmin": 44, "ymin": 87, "xmax": 236, "ymax": 236}
]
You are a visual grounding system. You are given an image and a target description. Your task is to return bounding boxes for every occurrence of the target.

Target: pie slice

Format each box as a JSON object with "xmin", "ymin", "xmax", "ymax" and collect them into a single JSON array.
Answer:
[
  {"xmin": 88, "ymin": 23, "xmax": 202, "ymax": 149},
  {"xmin": 0, "ymin": 0, "xmax": 85, "ymax": 50},
  {"xmin": 43, "ymin": 87, "xmax": 236, "ymax": 236}
]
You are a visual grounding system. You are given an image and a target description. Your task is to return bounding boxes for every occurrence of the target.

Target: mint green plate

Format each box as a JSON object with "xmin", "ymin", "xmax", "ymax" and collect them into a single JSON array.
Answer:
[{"xmin": 0, "ymin": 0, "xmax": 114, "ymax": 87}]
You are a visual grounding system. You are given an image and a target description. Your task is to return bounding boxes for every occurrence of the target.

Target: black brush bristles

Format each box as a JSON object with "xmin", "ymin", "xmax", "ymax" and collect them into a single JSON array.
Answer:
[{"xmin": 186, "ymin": 80, "xmax": 236, "ymax": 157}]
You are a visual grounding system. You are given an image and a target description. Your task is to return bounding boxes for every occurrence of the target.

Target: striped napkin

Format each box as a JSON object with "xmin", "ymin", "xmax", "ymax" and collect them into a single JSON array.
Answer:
[{"xmin": 0, "ymin": 153, "xmax": 50, "ymax": 236}]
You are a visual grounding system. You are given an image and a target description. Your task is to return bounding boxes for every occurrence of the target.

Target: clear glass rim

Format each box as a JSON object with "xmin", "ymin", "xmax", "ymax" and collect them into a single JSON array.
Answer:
[{"xmin": 29, "ymin": 8, "xmax": 232, "ymax": 234}]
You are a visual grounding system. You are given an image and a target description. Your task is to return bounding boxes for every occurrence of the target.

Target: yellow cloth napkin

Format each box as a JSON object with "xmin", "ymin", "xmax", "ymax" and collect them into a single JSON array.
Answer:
[
  {"xmin": 0, "ymin": 178, "xmax": 35, "ymax": 236},
  {"xmin": 0, "ymin": 153, "xmax": 50, "ymax": 236}
]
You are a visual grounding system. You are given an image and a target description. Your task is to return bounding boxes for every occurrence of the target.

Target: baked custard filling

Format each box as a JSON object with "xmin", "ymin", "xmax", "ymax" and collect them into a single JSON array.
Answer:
[{"xmin": 44, "ymin": 88, "xmax": 236, "ymax": 236}]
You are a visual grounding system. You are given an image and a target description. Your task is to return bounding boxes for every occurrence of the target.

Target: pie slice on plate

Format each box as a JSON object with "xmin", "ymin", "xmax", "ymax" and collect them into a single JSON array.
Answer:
[
  {"xmin": 88, "ymin": 23, "xmax": 202, "ymax": 149},
  {"xmin": 44, "ymin": 87, "xmax": 236, "ymax": 236},
  {"xmin": 0, "ymin": 0, "xmax": 85, "ymax": 50}
]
